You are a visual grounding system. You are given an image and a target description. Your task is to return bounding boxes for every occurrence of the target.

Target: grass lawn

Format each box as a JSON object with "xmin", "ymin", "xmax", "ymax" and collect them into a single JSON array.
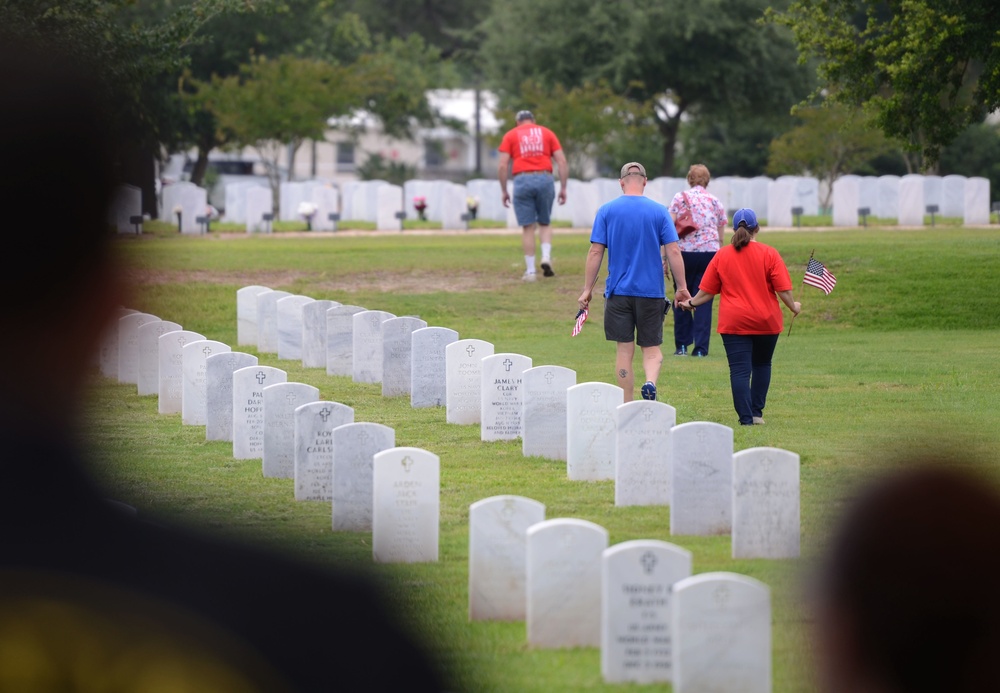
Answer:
[{"xmin": 86, "ymin": 225, "xmax": 1000, "ymax": 691}]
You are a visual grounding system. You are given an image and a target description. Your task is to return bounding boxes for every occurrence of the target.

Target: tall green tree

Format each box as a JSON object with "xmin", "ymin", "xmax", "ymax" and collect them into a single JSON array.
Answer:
[
  {"xmin": 768, "ymin": 0, "xmax": 1000, "ymax": 164},
  {"xmin": 479, "ymin": 0, "xmax": 811, "ymax": 176}
]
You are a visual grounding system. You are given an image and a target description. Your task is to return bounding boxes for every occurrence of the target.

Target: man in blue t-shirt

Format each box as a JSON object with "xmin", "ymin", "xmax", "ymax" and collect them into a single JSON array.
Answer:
[{"xmin": 577, "ymin": 162, "xmax": 690, "ymax": 402}]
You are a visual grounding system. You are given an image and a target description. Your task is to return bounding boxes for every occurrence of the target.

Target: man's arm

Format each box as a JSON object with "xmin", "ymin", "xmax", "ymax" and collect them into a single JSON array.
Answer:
[
  {"xmin": 663, "ymin": 242, "xmax": 691, "ymax": 302},
  {"xmin": 552, "ymin": 149, "xmax": 569, "ymax": 205},
  {"xmin": 578, "ymin": 242, "xmax": 605, "ymax": 310},
  {"xmin": 498, "ymin": 151, "xmax": 511, "ymax": 207}
]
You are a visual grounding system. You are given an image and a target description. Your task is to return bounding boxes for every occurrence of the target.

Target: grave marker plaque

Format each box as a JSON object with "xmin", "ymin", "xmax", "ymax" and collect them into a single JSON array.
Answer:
[
  {"xmin": 232, "ymin": 366, "xmax": 287, "ymax": 459},
  {"xmin": 181, "ymin": 340, "xmax": 231, "ymax": 425},
  {"xmin": 521, "ymin": 366, "xmax": 576, "ymax": 460},
  {"xmin": 206, "ymin": 352, "xmax": 258, "ymax": 441},
  {"xmin": 293, "ymin": 401, "xmax": 354, "ymax": 501},
  {"xmin": 567, "ymin": 382, "xmax": 624, "ymax": 481},
  {"xmin": 445, "ymin": 339, "xmax": 494, "ymax": 425},
  {"xmin": 411, "ymin": 327, "xmax": 459, "ymax": 408},
  {"xmin": 372, "ymin": 447, "xmax": 440, "ymax": 563},
  {"xmin": 262, "ymin": 382, "xmax": 320, "ymax": 478},
  {"xmin": 615, "ymin": 401, "xmax": 676, "ymax": 506},
  {"xmin": 732, "ymin": 447, "xmax": 800, "ymax": 559},
  {"xmin": 480, "ymin": 353, "xmax": 532, "ymax": 441},
  {"xmin": 671, "ymin": 422, "xmax": 734, "ymax": 536},
  {"xmin": 332, "ymin": 422, "xmax": 395, "ymax": 531}
]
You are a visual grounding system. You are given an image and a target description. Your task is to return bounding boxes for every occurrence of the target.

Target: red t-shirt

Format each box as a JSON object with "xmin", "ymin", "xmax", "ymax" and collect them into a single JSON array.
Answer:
[
  {"xmin": 699, "ymin": 242, "xmax": 793, "ymax": 334},
  {"xmin": 498, "ymin": 123, "xmax": 562, "ymax": 175}
]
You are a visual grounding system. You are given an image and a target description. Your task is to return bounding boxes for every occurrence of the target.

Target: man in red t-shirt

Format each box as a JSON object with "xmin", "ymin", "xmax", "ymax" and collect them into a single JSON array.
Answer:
[{"xmin": 497, "ymin": 111, "xmax": 569, "ymax": 281}]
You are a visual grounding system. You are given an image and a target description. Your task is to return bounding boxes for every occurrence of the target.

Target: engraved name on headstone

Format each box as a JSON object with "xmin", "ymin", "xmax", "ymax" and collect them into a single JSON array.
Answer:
[
  {"xmin": 480, "ymin": 353, "xmax": 532, "ymax": 441},
  {"xmin": 293, "ymin": 401, "xmax": 354, "ymax": 501},
  {"xmin": 372, "ymin": 447, "xmax": 440, "ymax": 563},
  {"xmin": 445, "ymin": 339, "xmax": 494, "ymax": 425},
  {"xmin": 232, "ymin": 366, "xmax": 287, "ymax": 459}
]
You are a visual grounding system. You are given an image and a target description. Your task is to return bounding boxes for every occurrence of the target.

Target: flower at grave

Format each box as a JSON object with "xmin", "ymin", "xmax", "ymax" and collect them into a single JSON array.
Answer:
[
  {"xmin": 466, "ymin": 196, "xmax": 479, "ymax": 211},
  {"xmin": 172, "ymin": 204, "xmax": 183, "ymax": 216},
  {"xmin": 297, "ymin": 201, "xmax": 317, "ymax": 219},
  {"xmin": 413, "ymin": 195, "xmax": 427, "ymax": 221}
]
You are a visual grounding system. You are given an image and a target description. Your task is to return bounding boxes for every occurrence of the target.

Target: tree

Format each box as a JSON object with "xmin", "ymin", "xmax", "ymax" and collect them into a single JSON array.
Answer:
[
  {"xmin": 939, "ymin": 122, "xmax": 1000, "ymax": 201},
  {"xmin": 679, "ymin": 110, "xmax": 799, "ymax": 178},
  {"xmin": 768, "ymin": 0, "xmax": 1000, "ymax": 164},
  {"xmin": 479, "ymin": 0, "xmax": 812, "ymax": 176},
  {"xmin": 767, "ymin": 104, "xmax": 893, "ymax": 208}
]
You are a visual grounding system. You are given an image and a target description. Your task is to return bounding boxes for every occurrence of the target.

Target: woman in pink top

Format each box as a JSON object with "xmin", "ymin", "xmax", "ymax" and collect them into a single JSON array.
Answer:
[{"xmin": 667, "ymin": 164, "xmax": 728, "ymax": 357}]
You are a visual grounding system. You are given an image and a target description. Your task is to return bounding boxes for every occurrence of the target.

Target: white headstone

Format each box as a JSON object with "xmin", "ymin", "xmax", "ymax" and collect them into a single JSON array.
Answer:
[
  {"xmin": 325, "ymin": 304, "xmax": 366, "ymax": 377},
  {"xmin": 98, "ymin": 308, "xmax": 131, "ymax": 379},
  {"xmin": 521, "ymin": 365, "xmax": 577, "ymax": 460},
  {"xmin": 468, "ymin": 495, "xmax": 546, "ymax": 621},
  {"xmin": 158, "ymin": 330, "xmax": 205, "ymax": 415},
  {"xmin": 411, "ymin": 327, "xmax": 459, "ymax": 408},
  {"xmin": 310, "ymin": 184, "xmax": 339, "ymax": 231},
  {"xmin": 942, "ymin": 174, "xmax": 966, "ymax": 217},
  {"xmin": 162, "ymin": 182, "xmax": 208, "ymax": 234},
  {"xmin": 276, "ymin": 295, "xmax": 315, "ymax": 361},
  {"xmin": 465, "ymin": 178, "xmax": 505, "ymax": 222},
  {"xmin": 747, "ymin": 177, "xmax": 771, "ymax": 220},
  {"xmin": 372, "ymin": 447, "xmax": 440, "ymax": 563},
  {"xmin": 732, "ymin": 447, "xmax": 800, "ymax": 559},
  {"xmin": 567, "ymin": 179, "xmax": 600, "ymax": 228},
  {"xmin": 352, "ymin": 310, "xmax": 395, "ymax": 383},
  {"xmin": 566, "ymin": 382, "xmax": 624, "ymax": 481},
  {"xmin": 877, "ymin": 175, "xmax": 901, "ymax": 219},
  {"xmin": 232, "ymin": 366, "xmax": 287, "ymax": 459},
  {"xmin": 137, "ymin": 319, "xmax": 183, "ymax": 396},
  {"xmin": 262, "ymin": 382, "xmax": 319, "ymax": 478},
  {"xmin": 445, "ymin": 339, "xmax": 494, "ymax": 424},
  {"xmin": 279, "ymin": 181, "xmax": 320, "ymax": 221},
  {"xmin": 480, "ymin": 353, "xmax": 532, "ymax": 441},
  {"xmin": 964, "ymin": 176, "xmax": 991, "ymax": 225},
  {"xmin": 223, "ymin": 181, "xmax": 260, "ymax": 224},
  {"xmin": 766, "ymin": 178, "xmax": 794, "ymax": 227},
  {"xmin": 672, "ymin": 572, "xmax": 771, "ymax": 693},
  {"xmin": 832, "ymin": 175, "xmax": 860, "ymax": 227},
  {"xmin": 898, "ymin": 174, "xmax": 925, "ymax": 226},
  {"xmin": 331, "ymin": 422, "xmax": 395, "ymax": 531},
  {"xmin": 670, "ymin": 422, "xmax": 734, "ymax": 536},
  {"xmin": 293, "ymin": 401, "xmax": 354, "ymax": 501},
  {"xmin": 256, "ymin": 290, "xmax": 291, "ymax": 353},
  {"xmin": 181, "ymin": 339, "xmax": 231, "ymax": 426},
  {"xmin": 601, "ymin": 540, "xmax": 692, "ymax": 684},
  {"xmin": 245, "ymin": 186, "xmax": 273, "ymax": 233},
  {"xmin": 923, "ymin": 174, "xmax": 943, "ymax": 211},
  {"xmin": 109, "ymin": 184, "xmax": 142, "ymax": 234},
  {"xmin": 205, "ymin": 351, "xmax": 258, "ymax": 442},
  {"xmin": 301, "ymin": 299, "xmax": 339, "ymax": 368},
  {"xmin": 237, "ymin": 285, "xmax": 271, "ymax": 346},
  {"xmin": 381, "ymin": 316, "xmax": 428, "ymax": 397},
  {"xmin": 376, "ymin": 183, "xmax": 403, "ymax": 230},
  {"xmin": 118, "ymin": 313, "xmax": 158, "ymax": 385},
  {"xmin": 859, "ymin": 175, "xmax": 879, "ymax": 217},
  {"xmin": 526, "ymin": 518, "xmax": 608, "ymax": 648},
  {"xmin": 615, "ymin": 400, "xmax": 676, "ymax": 506}
]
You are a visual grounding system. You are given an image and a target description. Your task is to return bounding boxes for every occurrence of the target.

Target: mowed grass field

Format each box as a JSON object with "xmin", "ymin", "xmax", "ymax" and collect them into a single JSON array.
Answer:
[{"xmin": 85, "ymin": 225, "xmax": 1000, "ymax": 692}]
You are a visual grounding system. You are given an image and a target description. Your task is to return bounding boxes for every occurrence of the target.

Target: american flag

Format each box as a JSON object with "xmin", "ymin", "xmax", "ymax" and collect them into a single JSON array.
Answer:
[
  {"xmin": 571, "ymin": 308, "xmax": 588, "ymax": 336},
  {"xmin": 803, "ymin": 258, "xmax": 837, "ymax": 294}
]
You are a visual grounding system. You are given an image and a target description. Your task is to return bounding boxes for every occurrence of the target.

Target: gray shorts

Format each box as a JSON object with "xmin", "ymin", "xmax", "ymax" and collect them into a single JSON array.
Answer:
[
  {"xmin": 512, "ymin": 172, "xmax": 555, "ymax": 227},
  {"xmin": 604, "ymin": 295, "xmax": 666, "ymax": 347}
]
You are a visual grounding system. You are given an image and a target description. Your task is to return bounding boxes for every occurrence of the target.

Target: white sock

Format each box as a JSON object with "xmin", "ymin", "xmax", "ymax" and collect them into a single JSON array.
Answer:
[
  {"xmin": 525, "ymin": 255, "xmax": 536, "ymax": 273},
  {"xmin": 541, "ymin": 243, "xmax": 552, "ymax": 262}
]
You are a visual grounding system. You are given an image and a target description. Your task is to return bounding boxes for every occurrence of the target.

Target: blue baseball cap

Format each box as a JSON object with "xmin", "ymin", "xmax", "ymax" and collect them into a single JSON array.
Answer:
[{"xmin": 732, "ymin": 208, "xmax": 759, "ymax": 230}]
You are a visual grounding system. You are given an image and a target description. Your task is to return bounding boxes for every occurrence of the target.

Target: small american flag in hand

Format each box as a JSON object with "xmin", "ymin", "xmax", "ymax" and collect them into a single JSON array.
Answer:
[{"xmin": 571, "ymin": 308, "xmax": 588, "ymax": 337}]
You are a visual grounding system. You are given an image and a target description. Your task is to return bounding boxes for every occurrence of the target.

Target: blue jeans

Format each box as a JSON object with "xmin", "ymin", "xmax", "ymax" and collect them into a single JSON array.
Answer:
[
  {"xmin": 721, "ymin": 333, "xmax": 780, "ymax": 425},
  {"xmin": 673, "ymin": 251, "xmax": 715, "ymax": 354},
  {"xmin": 512, "ymin": 172, "xmax": 555, "ymax": 226}
]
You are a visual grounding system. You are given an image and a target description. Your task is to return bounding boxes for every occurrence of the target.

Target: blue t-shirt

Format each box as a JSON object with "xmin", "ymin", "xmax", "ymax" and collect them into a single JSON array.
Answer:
[{"xmin": 590, "ymin": 195, "xmax": 677, "ymax": 298}]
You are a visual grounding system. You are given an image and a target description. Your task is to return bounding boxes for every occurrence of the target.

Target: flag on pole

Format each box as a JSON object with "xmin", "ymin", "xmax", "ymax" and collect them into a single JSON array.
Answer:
[
  {"xmin": 803, "ymin": 258, "xmax": 837, "ymax": 294},
  {"xmin": 571, "ymin": 308, "xmax": 588, "ymax": 336}
]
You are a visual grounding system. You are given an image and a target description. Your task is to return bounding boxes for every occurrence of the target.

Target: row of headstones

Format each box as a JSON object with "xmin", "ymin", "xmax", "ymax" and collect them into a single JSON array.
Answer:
[
  {"xmin": 831, "ymin": 173, "xmax": 991, "ymax": 226},
  {"xmin": 471, "ymin": 500, "xmax": 770, "ymax": 689},
  {"xmin": 238, "ymin": 286, "xmax": 800, "ymax": 555}
]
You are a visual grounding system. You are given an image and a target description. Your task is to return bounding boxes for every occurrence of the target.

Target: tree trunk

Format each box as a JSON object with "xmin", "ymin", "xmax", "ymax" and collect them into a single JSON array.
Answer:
[
  {"xmin": 189, "ymin": 142, "xmax": 212, "ymax": 187},
  {"xmin": 657, "ymin": 112, "xmax": 683, "ymax": 177}
]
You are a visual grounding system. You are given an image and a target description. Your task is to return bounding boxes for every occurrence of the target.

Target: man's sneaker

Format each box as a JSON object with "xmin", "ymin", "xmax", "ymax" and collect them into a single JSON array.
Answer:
[
  {"xmin": 522, "ymin": 271, "xmax": 537, "ymax": 282},
  {"xmin": 641, "ymin": 381, "xmax": 657, "ymax": 401},
  {"xmin": 752, "ymin": 416, "xmax": 766, "ymax": 425},
  {"xmin": 673, "ymin": 345, "xmax": 688, "ymax": 356},
  {"xmin": 692, "ymin": 349, "xmax": 707, "ymax": 358},
  {"xmin": 540, "ymin": 260, "xmax": 555, "ymax": 277}
]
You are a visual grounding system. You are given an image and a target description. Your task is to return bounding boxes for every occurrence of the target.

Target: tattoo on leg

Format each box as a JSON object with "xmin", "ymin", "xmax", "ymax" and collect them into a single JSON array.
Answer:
[{"xmin": 618, "ymin": 368, "xmax": 628, "ymax": 379}]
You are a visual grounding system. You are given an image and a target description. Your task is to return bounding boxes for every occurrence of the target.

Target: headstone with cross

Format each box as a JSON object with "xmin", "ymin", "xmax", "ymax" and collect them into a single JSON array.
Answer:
[
  {"xmin": 262, "ymin": 382, "xmax": 320, "ymax": 478},
  {"xmin": 671, "ymin": 572, "xmax": 771, "ymax": 693},
  {"xmin": 98, "ymin": 306, "xmax": 137, "ymax": 379},
  {"xmin": 411, "ymin": 326, "xmax": 459, "ymax": 409},
  {"xmin": 372, "ymin": 447, "xmax": 440, "ymax": 563},
  {"xmin": 325, "ymin": 304, "xmax": 366, "ymax": 377},
  {"xmin": 445, "ymin": 339, "xmax": 495, "ymax": 425},
  {"xmin": 157, "ymin": 330, "xmax": 206, "ymax": 415},
  {"xmin": 117, "ymin": 313, "xmax": 159, "ymax": 386},
  {"xmin": 351, "ymin": 310, "xmax": 396, "ymax": 384},
  {"xmin": 381, "ymin": 316, "xmax": 428, "ymax": 398},
  {"xmin": 468, "ymin": 495, "xmax": 545, "ymax": 621},
  {"xmin": 206, "ymin": 351, "xmax": 258, "ymax": 442},
  {"xmin": 732, "ymin": 447, "xmax": 800, "ymax": 559},
  {"xmin": 181, "ymin": 340, "xmax": 232, "ymax": 426},
  {"xmin": 480, "ymin": 353, "xmax": 532, "ymax": 442},
  {"xmin": 236, "ymin": 285, "xmax": 271, "ymax": 346},
  {"xmin": 293, "ymin": 400, "xmax": 354, "ymax": 501},
  {"xmin": 615, "ymin": 400, "xmax": 677, "ymax": 506},
  {"xmin": 601, "ymin": 540, "xmax": 692, "ymax": 683},
  {"xmin": 301, "ymin": 299, "xmax": 340, "ymax": 369},
  {"xmin": 566, "ymin": 382, "xmax": 624, "ymax": 481},
  {"xmin": 137, "ymin": 321, "xmax": 181, "ymax": 396},
  {"xmin": 276, "ymin": 294, "xmax": 316, "ymax": 361},
  {"xmin": 521, "ymin": 365, "xmax": 577, "ymax": 461},
  {"xmin": 670, "ymin": 422, "xmax": 734, "ymax": 536},
  {"xmin": 231, "ymin": 366, "xmax": 287, "ymax": 459},
  {"xmin": 525, "ymin": 518, "xmax": 608, "ymax": 648},
  {"xmin": 256, "ymin": 290, "xmax": 292, "ymax": 354},
  {"xmin": 331, "ymin": 422, "xmax": 395, "ymax": 531}
]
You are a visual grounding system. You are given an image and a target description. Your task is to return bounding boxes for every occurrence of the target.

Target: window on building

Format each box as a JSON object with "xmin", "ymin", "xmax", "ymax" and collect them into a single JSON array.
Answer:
[
  {"xmin": 336, "ymin": 142, "xmax": 355, "ymax": 171},
  {"xmin": 425, "ymin": 140, "xmax": 444, "ymax": 168}
]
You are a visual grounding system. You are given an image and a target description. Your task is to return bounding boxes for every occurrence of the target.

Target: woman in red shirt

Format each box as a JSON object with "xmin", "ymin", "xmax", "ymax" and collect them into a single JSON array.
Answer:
[{"xmin": 677, "ymin": 209, "xmax": 801, "ymax": 426}]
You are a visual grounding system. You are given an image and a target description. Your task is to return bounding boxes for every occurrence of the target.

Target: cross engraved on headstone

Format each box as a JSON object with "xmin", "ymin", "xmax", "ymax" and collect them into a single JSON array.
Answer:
[
  {"xmin": 203, "ymin": 345, "xmax": 213, "ymax": 356},
  {"xmin": 358, "ymin": 428, "xmax": 371, "ymax": 445},
  {"xmin": 544, "ymin": 371, "xmax": 554, "ymax": 385},
  {"xmin": 642, "ymin": 407, "xmax": 654, "ymax": 422},
  {"xmin": 400, "ymin": 322, "xmax": 408, "ymax": 333},
  {"xmin": 371, "ymin": 315, "xmax": 381, "ymax": 328},
  {"xmin": 466, "ymin": 345, "xmax": 476, "ymax": 357},
  {"xmin": 761, "ymin": 456, "xmax": 774, "ymax": 471},
  {"xmin": 226, "ymin": 355, "xmax": 236, "ymax": 368},
  {"xmin": 713, "ymin": 584, "xmax": 731, "ymax": 608},
  {"xmin": 501, "ymin": 498, "xmax": 516, "ymax": 521},
  {"xmin": 286, "ymin": 393, "xmax": 297, "ymax": 405},
  {"xmin": 157, "ymin": 325, "xmax": 170, "ymax": 335},
  {"xmin": 256, "ymin": 371, "xmax": 267, "ymax": 384},
  {"xmin": 177, "ymin": 336, "xmax": 187, "ymax": 346},
  {"xmin": 401, "ymin": 456, "xmax": 414, "ymax": 472},
  {"xmin": 503, "ymin": 358, "xmax": 513, "ymax": 371},
  {"xmin": 696, "ymin": 428, "xmax": 710, "ymax": 446},
  {"xmin": 318, "ymin": 406, "xmax": 331, "ymax": 422},
  {"xmin": 640, "ymin": 551, "xmax": 658, "ymax": 575},
  {"xmin": 591, "ymin": 390, "xmax": 602, "ymax": 402}
]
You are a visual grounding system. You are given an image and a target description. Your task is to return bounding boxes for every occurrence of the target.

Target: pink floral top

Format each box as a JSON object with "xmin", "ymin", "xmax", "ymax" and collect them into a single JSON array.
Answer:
[{"xmin": 668, "ymin": 185, "xmax": 727, "ymax": 252}]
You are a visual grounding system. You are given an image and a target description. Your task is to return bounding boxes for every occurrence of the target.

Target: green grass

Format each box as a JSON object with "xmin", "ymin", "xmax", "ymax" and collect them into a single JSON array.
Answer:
[{"xmin": 88, "ymin": 226, "xmax": 1000, "ymax": 692}]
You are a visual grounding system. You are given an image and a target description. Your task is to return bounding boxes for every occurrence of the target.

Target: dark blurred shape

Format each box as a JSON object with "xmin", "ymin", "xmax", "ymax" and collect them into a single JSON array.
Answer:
[{"xmin": 815, "ymin": 459, "xmax": 1000, "ymax": 693}]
